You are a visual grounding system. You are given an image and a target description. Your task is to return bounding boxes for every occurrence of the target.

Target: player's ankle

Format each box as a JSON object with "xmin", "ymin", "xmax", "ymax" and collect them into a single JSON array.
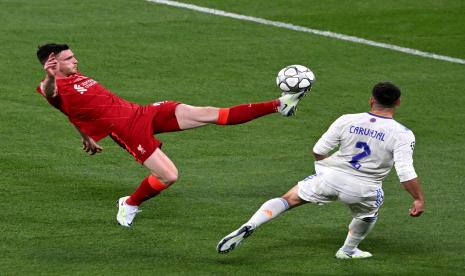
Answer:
[
  {"xmin": 341, "ymin": 245, "xmax": 356, "ymax": 254},
  {"xmin": 125, "ymin": 196, "xmax": 139, "ymax": 206}
]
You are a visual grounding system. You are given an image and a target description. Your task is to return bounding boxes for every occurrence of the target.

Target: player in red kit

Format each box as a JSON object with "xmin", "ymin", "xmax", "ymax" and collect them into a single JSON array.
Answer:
[{"xmin": 36, "ymin": 43, "xmax": 312, "ymax": 227}]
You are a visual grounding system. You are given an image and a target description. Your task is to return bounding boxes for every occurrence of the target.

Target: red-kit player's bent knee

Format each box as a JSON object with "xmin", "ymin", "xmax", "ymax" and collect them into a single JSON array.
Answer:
[
  {"xmin": 154, "ymin": 169, "xmax": 178, "ymax": 186},
  {"xmin": 143, "ymin": 148, "xmax": 179, "ymax": 186}
]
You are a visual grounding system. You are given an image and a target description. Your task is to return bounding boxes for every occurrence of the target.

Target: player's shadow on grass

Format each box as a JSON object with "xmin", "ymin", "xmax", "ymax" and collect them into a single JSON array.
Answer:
[
  {"xmin": 212, "ymin": 224, "xmax": 434, "ymax": 264},
  {"xmin": 367, "ymin": 234, "xmax": 433, "ymax": 256},
  {"xmin": 212, "ymin": 226, "xmax": 345, "ymax": 265}
]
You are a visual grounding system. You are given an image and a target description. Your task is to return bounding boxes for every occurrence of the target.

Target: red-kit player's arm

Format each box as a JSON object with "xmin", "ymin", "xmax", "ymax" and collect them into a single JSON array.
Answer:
[
  {"xmin": 42, "ymin": 53, "xmax": 58, "ymax": 98},
  {"xmin": 74, "ymin": 125, "xmax": 103, "ymax": 155}
]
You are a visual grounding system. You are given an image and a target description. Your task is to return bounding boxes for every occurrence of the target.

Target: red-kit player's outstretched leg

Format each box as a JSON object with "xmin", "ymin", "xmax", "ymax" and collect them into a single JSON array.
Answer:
[{"xmin": 174, "ymin": 91, "xmax": 309, "ymax": 130}]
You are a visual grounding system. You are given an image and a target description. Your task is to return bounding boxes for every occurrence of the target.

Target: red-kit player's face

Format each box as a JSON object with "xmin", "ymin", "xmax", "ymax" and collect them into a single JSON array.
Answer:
[{"xmin": 56, "ymin": 49, "xmax": 78, "ymax": 76}]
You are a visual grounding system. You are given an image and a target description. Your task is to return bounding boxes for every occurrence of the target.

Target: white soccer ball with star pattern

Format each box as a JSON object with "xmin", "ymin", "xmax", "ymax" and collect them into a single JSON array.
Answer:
[{"xmin": 276, "ymin": 65, "xmax": 315, "ymax": 93}]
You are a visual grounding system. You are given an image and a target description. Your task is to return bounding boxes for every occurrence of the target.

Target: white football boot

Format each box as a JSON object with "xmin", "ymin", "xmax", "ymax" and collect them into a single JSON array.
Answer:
[
  {"xmin": 335, "ymin": 248, "xmax": 373, "ymax": 259},
  {"xmin": 277, "ymin": 90, "xmax": 308, "ymax": 117},
  {"xmin": 217, "ymin": 225, "xmax": 255, "ymax": 254},
  {"xmin": 116, "ymin": 196, "xmax": 139, "ymax": 227}
]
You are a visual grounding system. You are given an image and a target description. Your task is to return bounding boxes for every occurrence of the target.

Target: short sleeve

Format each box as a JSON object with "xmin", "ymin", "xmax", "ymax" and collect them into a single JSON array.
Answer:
[
  {"xmin": 313, "ymin": 115, "xmax": 345, "ymax": 155},
  {"xmin": 36, "ymin": 80, "xmax": 60, "ymax": 107},
  {"xmin": 36, "ymin": 82, "xmax": 45, "ymax": 96},
  {"xmin": 393, "ymin": 128, "xmax": 417, "ymax": 182}
]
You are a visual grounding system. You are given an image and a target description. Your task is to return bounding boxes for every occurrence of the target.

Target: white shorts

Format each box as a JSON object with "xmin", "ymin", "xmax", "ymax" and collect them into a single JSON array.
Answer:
[{"xmin": 297, "ymin": 173, "xmax": 384, "ymax": 219}]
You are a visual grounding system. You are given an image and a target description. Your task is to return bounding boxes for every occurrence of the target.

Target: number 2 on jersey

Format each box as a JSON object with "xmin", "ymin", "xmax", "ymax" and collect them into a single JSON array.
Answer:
[{"xmin": 349, "ymin": 141, "xmax": 371, "ymax": 169}]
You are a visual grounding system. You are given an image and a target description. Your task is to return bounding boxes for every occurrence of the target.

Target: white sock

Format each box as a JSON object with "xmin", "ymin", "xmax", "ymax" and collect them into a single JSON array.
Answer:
[
  {"xmin": 245, "ymin": 198, "xmax": 289, "ymax": 229},
  {"xmin": 342, "ymin": 217, "xmax": 377, "ymax": 253}
]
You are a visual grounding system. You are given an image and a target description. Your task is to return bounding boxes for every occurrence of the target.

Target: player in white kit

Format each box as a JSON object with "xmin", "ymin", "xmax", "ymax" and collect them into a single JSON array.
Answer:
[{"xmin": 217, "ymin": 82, "xmax": 425, "ymax": 259}]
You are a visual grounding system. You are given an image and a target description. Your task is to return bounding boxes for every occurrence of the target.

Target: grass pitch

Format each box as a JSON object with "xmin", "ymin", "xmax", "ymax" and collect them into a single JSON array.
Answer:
[{"xmin": 1, "ymin": 0, "xmax": 465, "ymax": 274}]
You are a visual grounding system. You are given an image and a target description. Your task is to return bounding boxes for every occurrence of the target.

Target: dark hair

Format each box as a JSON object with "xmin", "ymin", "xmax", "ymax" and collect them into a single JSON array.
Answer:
[
  {"xmin": 372, "ymin": 82, "xmax": 401, "ymax": 107},
  {"xmin": 36, "ymin": 43, "xmax": 69, "ymax": 65}
]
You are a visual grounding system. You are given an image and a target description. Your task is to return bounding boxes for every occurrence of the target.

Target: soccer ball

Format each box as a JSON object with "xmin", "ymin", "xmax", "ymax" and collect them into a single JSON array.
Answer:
[{"xmin": 276, "ymin": 65, "xmax": 315, "ymax": 93}]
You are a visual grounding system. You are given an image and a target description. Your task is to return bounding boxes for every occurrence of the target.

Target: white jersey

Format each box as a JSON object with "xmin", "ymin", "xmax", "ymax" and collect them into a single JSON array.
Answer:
[{"xmin": 313, "ymin": 112, "xmax": 417, "ymax": 192}]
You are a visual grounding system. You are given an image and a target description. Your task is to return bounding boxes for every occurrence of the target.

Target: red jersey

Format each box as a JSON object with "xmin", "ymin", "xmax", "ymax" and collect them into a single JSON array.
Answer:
[{"xmin": 37, "ymin": 73, "xmax": 140, "ymax": 141}]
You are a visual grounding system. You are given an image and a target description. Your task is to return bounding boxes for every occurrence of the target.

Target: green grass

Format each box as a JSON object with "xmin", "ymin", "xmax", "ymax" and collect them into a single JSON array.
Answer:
[{"xmin": 1, "ymin": 0, "xmax": 465, "ymax": 274}]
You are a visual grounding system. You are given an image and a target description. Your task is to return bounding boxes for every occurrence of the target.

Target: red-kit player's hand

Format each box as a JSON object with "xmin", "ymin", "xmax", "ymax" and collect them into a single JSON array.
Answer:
[
  {"xmin": 82, "ymin": 136, "xmax": 103, "ymax": 155},
  {"xmin": 44, "ymin": 53, "xmax": 57, "ymax": 77}
]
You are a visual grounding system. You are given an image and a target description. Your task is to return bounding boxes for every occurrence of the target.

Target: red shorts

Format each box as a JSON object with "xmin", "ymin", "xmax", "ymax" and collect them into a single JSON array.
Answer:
[{"xmin": 110, "ymin": 101, "xmax": 182, "ymax": 163}]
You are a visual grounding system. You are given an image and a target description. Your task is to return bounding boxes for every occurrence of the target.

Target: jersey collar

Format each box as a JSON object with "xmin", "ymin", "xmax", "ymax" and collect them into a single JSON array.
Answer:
[{"xmin": 367, "ymin": 112, "xmax": 393, "ymax": 119}]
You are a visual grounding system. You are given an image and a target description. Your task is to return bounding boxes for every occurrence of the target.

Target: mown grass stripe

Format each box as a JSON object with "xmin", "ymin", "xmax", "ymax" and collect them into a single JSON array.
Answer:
[{"xmin": 147, "ymin": 0, "xmax": 465, "ymax": 65}]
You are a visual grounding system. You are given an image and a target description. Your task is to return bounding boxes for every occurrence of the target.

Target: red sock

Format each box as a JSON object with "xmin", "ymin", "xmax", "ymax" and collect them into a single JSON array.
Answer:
[
  {"xmin": 126, "ymin": 175, "xmax": 168, "ymax": 206},
  {"xmin": 217, "ymin": 100, "xmax": 280, "ymax": 125}
]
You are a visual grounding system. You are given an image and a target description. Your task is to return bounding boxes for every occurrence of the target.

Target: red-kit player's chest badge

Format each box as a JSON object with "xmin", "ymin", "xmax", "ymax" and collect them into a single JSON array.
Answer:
[
  {"xmin": 72, "ymin": 78, "xmax": 97, "ymax": 95},
  {"xmin": 74, "ymin": 84, "xmax": 87, "ymax": 94}
]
